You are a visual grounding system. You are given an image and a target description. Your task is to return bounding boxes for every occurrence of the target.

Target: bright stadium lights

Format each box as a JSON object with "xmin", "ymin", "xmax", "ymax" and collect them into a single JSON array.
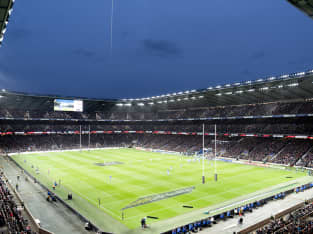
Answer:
[
  {"xmin": 247, "ymin": 89, "xmax": 255, "ymax": 92},
  {"xmin": 288, "ymin": 83, "xmax": 299, "ymax": 87},
  {"xmin": 137, "ymin": 103, "xmax": 144, "ymax": 106},
  {"xmin": 116, "ymin": 103, "xmax": 123, "ymax": 106},
  {"xmin": 267, "ymin": 77, "xmax": 276, "ymax": 81},
  {"xmin": 124, "ymin": 103, "xmax": 132, "ymax": 106}
]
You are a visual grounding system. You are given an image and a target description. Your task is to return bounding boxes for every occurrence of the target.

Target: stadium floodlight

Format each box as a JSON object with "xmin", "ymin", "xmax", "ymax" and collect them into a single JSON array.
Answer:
[
  {"xmin": 124, "ymin": 103, "xmax": 132, "ymax": 106},
  {"xmin": 288, "ymin": 83, "xmax": 299, "ymax": 87},
  {"xmin": 116, "ymin": 103, "xmax": 123, "ymax": 106}
]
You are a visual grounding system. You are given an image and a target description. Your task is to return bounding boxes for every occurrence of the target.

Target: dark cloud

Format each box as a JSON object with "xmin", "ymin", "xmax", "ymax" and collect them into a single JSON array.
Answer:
[
  {"xmin": 8, "ymin": 28, "xmax": 33, "ymax": 42},
  {"xmin": 250, "ymin": 51, "xmax": 265, "ymax": 60},
  {"xmin": 72, "ymin": 48, "xmax": 96, "ymax": 58},
  {"xmin": 142, "ymin": 39, "xmax": 182, "ymax": 58}
]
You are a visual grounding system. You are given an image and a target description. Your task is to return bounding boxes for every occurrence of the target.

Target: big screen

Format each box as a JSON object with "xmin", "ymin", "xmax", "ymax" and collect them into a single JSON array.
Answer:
[{"xmin": 54, "ymin": 99, "xmax": 83, "ymax": 112}]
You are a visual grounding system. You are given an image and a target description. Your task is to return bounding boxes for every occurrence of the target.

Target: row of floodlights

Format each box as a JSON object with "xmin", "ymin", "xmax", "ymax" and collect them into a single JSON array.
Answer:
[
  {"xmin": 117, "ymin": 82, "xmax": 300, "ymax": 106},
  {"xmin": 0, "ymin": 0, "xmax": 14, "ymax": 45},
  {"xmin": 116, "ymin": 95, "xmax": 205, "ymax": 107},
  {"xmin": 215, "ymin": 83, "xmax": 299, "ymax": 96},
  {"xmin": 121, "ymin": 89, "xmax": 198, "ymax": 102},
  {"xmin": 120, "ymin": 69, "xmax": 312, "ymax": 102}
]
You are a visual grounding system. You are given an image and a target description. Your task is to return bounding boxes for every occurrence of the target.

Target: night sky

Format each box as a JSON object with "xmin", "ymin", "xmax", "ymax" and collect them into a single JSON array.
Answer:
[{"xmin": 0, "ymin": 0, "xmax": 313, "ymax": 99}]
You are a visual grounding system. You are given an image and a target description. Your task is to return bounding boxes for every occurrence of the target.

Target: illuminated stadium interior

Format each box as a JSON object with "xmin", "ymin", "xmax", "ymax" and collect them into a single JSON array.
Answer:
[{"xmin": 0, "ymin": 1, "xmax": 313, "ymax": 234}]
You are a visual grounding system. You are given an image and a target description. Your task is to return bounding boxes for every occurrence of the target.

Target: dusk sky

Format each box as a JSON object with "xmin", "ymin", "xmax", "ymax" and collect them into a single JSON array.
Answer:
[{"xmin": 0, "ymin": 0, "xmax": 313, "ymax": 99}]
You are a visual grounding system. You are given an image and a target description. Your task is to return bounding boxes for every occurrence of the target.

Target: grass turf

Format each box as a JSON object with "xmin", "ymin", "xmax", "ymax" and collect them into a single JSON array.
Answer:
[{"xmin": 11, "ymin": 148, "xmax": 307, "ymax": 232}]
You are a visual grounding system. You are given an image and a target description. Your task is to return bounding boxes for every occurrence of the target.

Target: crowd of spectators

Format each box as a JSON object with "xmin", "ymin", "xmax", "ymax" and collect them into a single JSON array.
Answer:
[
  {"xmin": 270, "ymin": 141, "xmax": 312, "ymax": 166},
  {"xmin": 1, "ymin": 134, "xmax": 313, "ymax": 167},
  {"xmin": 0, "ymin": 174, "xmax": 35, "ymax": 233},
  {"xmin": 255, "ymin": 202, "xmax": 313, "ymax": 234},
  {"xmin": 0, "ymin": 100, "xmax": 312, "ymax": 121}
]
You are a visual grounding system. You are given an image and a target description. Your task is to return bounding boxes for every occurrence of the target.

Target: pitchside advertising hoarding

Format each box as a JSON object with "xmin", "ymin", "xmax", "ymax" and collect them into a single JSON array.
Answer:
[{"xmin": 54, "ymin": 99, "xmax": 83, "ymax": 112}]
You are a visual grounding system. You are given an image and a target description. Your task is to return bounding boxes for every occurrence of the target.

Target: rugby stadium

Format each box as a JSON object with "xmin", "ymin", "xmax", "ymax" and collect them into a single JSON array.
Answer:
[{"xmin": 0, "ymin": 1, "xmax": 313, "ymax": 234}]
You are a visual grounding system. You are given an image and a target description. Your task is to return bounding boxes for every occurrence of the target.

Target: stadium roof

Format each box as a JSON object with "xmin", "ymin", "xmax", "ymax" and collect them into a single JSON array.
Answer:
[
  {"xmin": 288, "ymin": 0, "xmax": 313, "ymax": 18},
  {"xmin": 1, "ymin": 69, "xmax": 313, "ymax": 112},
  {"xmin": 0, "ymin": 0, "xmax": 14, "ymax": 46}
]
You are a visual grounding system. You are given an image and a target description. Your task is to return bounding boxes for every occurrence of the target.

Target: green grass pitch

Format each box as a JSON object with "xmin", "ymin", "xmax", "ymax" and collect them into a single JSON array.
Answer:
[{"xmin": 11, "ymin": 148, "xmax": 307, "ymax": 232}]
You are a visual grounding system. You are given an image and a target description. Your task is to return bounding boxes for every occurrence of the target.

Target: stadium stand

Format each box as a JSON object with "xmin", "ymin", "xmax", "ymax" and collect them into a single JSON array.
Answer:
[{"xmin": 0, "ymin": 69, "xmax": 313, "ymax": 233}]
